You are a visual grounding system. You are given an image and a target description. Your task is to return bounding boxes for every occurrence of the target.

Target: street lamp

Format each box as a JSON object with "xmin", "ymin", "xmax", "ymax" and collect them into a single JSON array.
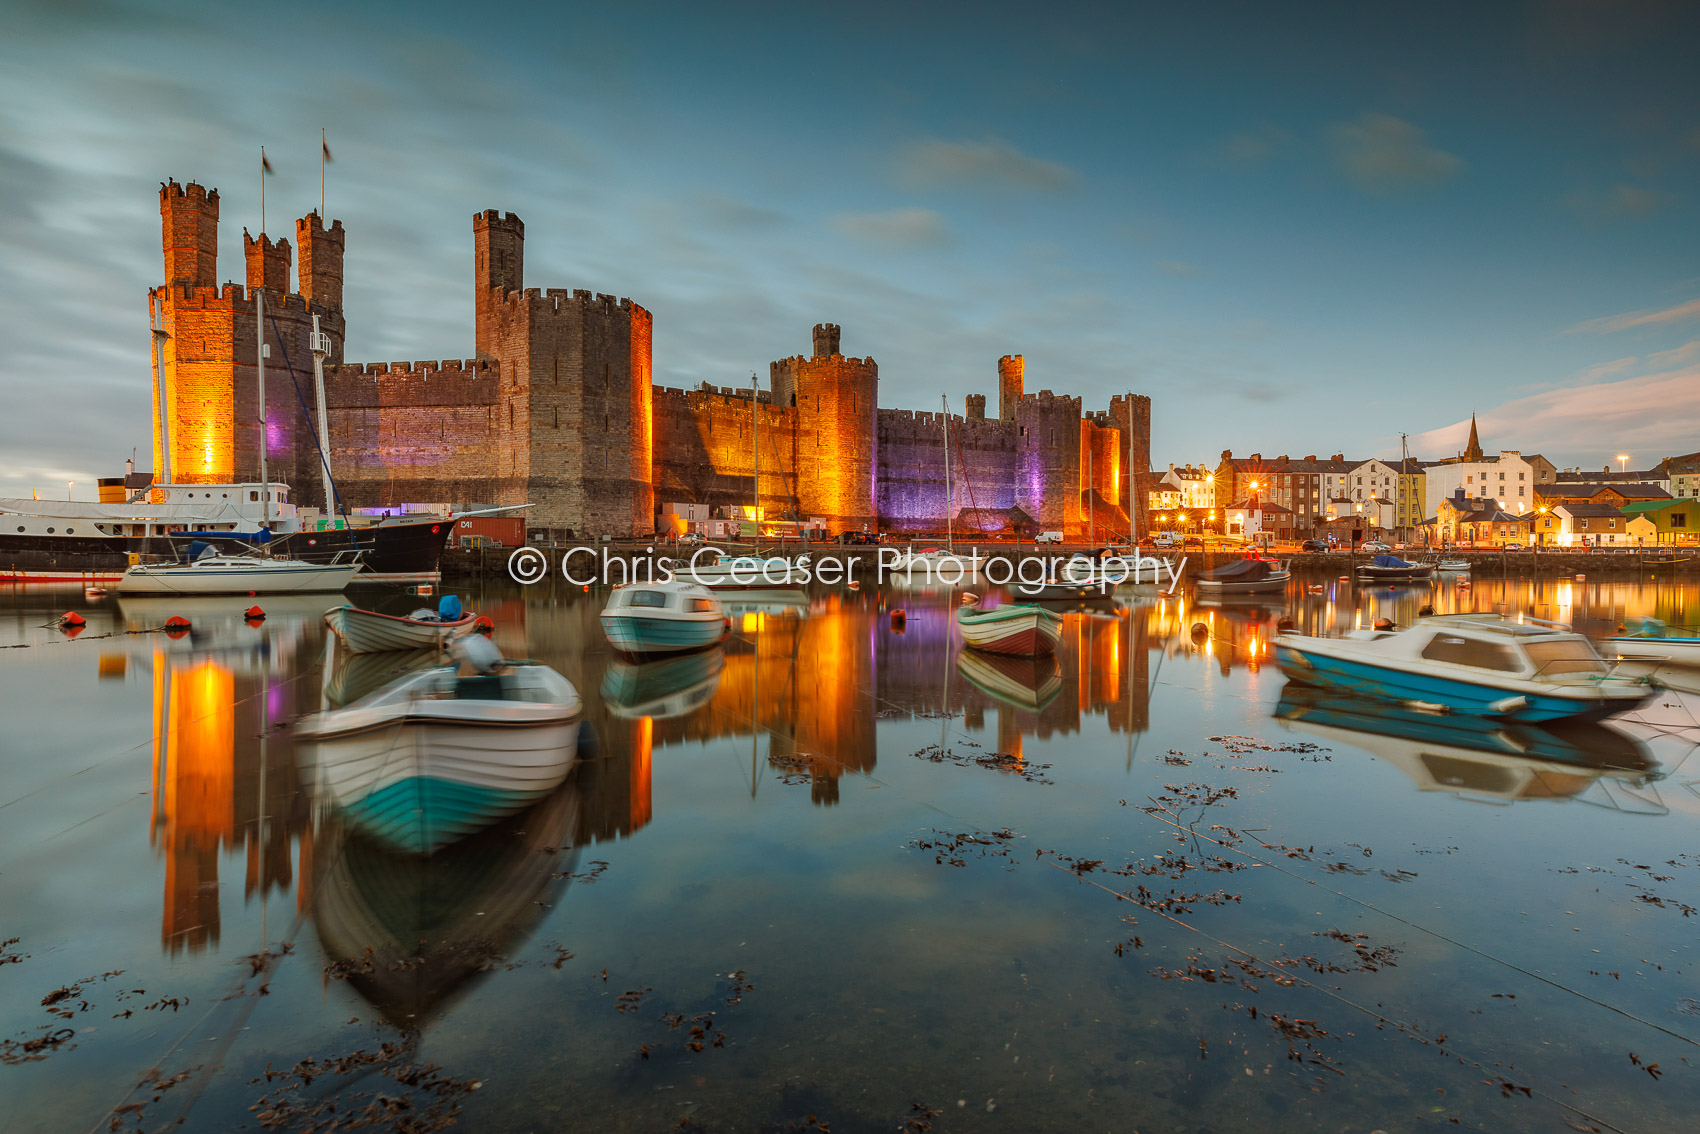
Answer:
[{"xmin": 1617, "ymin": 454, "xmax": 1629, "ymax": 474}]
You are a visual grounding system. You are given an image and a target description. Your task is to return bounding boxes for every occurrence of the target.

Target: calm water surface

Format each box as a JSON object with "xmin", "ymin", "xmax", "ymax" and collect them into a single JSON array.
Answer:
[{"xmin": 2, "ymin": 575, "xmax": 1697, "ymax": 1132}]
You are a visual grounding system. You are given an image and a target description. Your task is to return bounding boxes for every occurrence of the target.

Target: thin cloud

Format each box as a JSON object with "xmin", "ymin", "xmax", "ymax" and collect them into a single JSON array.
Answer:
[
  {"xmin": 1563, "ymin": 182, "xmax": 1673, "ymax": 223},
  {"xmin": 895, "ymin": 137, "xmax": 1078, "ymax": 192},
  {"xmin": 831, "ymin": 207, "xmax": 950, "ymax": 248},
  {"xmin": 1205, "ymin": 125, "xmax": 1292, "ymax": 168},
  {"xmin": 1408, "ymin": 355, "xmax": 1700, "ymax": 467},
  {"xmin": 1566, "ymin": 296, "xmax": 1700, "ymax": 334},
  {"xmin": 1327, "ymin": 112, "xmax": 1464, "ymax": 195},
  {"xmin": 1154, "ymin": 260, "xmax": 1203, "ymax": 278}
]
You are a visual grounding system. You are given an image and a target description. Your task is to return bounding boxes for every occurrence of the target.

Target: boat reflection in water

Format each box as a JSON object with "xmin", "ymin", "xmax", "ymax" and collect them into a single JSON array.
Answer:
[
  {"xmin": 601, "ymin": 648, "xmax": 725, "ymax": 720},
  {"xmin": 955, "ymin": 650, "xmax": 1063, "ymax": 713},
  {"xmin": 310, "ymin": 781, "xmax": 581, "ymax": 1027},
  {"xmin": 1274, "ymin": 684, "xmax": 1663, "ymax": 810}
]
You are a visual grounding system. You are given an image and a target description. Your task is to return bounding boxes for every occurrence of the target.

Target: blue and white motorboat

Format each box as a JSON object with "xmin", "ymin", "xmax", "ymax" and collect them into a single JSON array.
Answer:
[
  {"xmin": 600, "ymin": 579, "xmax": 729, "ymax": 655},
  {"xmin": 1273, "ymin": 686, "xmax": 1657, "ymax": 803},
  {"xmin": 1355, "ymin": 553, "xmax": 1434, "ymax": 582},
  {"xmin": 1601, "ymin": 617, "xmax": 1700, "ymax": 668},
  {"xmin": 1275, "ymin": 613, "xmax": 1655, "ymax": 723}
]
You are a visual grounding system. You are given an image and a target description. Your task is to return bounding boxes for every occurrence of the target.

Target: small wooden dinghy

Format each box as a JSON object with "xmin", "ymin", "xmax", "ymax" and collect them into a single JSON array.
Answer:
[
  {"xmin": 954, "ymin": 592, "xmax": 1062, "ymax": 656},
  {"xmin": 326, "ymin": 594, "xmax": 478, "ymax": 654}
]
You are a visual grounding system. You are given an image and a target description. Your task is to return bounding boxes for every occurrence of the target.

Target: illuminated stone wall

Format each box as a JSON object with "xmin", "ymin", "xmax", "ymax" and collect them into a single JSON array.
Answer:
[{"xmin": 770, "ymin": 326, "xmax": 879, "ymax": 533}]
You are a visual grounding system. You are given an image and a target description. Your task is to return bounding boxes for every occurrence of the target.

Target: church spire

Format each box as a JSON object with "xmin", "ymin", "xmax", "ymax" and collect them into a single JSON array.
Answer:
[{"xmin": 1463, "ymin": 413, "xmax": 1483, "ymax": 461}]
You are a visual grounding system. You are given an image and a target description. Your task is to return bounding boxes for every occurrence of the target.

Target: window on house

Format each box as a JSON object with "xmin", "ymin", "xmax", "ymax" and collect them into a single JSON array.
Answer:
[
  {"xmin": 1519, "ymin": 472, "xmax": 1525, "ymax": 481},
  {"xmin": 1518, "ymin": 487, "xmax": 1525, "ymax": 496},
  {"xmin": 1580, "ymin": 518, "xmax": 1589, "ymax": 530},
  {"xmin": 1673, "ymin": 514, "xmax": 1688, "ymax": 528}
]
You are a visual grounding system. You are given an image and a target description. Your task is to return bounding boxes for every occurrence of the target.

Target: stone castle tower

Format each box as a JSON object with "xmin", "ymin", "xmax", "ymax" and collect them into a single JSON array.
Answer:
[
  {"xmin": 151, "ymin": 180, "xmax": 347, "ymax": 501},
  {"xmin": 769, "ymin": 324, "xmax": 879, "ymax": 531}
]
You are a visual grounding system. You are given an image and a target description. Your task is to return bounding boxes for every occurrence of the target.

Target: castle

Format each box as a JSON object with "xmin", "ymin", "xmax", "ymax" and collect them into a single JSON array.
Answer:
[{"xmin": 149, "ymin": 181, "xmax": 1150, "ymax": 538}]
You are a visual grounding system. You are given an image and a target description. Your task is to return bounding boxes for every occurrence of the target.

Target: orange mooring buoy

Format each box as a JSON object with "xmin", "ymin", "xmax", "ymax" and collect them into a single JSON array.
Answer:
[
  {"xmin": 889, "ymin": 608, "xmax": 907, "ymax": 629},
  {"xmin": 472, "ymin": 615, "xmax": 495, "ymax": 635},
  {"xmin": 59, "ymin": 611, "xmax": 86, "ymax": 628},
  {"xmin": 245, "ymin": 605, "xmax": 266, "ymax": 621},
  {"xmin": 163, "ymin": 615, "xmax": 192, "ymax": 639}
]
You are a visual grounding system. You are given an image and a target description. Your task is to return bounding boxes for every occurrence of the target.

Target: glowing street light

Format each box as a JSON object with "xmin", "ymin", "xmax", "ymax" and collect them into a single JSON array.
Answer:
[{"xmin": 1617, "ymin": 454, "xmax": 1629, "ymax": 474}]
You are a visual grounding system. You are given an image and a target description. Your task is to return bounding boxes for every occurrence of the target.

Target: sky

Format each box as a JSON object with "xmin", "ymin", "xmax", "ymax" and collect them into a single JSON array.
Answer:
[{"xmin": 2, "ymin": 0, "xmax": 1698, "ymax": 497}]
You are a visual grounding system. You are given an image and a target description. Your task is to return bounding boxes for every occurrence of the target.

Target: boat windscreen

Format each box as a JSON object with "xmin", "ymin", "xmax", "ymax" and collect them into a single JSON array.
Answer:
[
  {"xmin": 1523, "ymin": 639, "xmax": 1607, "ymax": 676},
  {"xmin": 1204, "ymin": 559, "xmax": 1273, "ymax": 581},
  {"xmin": 1420, "ymin": 633, "xmax": 1523, "ymax": 672}
]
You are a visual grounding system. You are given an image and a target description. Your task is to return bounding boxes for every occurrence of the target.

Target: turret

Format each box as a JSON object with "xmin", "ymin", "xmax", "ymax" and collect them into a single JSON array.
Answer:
[
  {"xmin": 998, "ymin": 354, "xmax": 1024, "ymax": 421},
  {"xmin": 160, "ymin": 180, "xmax": 219, "ymax": 289},
  {"xmin": 474, "ymin": 209, "xmax": 525, "ymax": 296},
  {"xmin": 965, "ymin": 393, "xmax": 986, "ymax": 421},
  {"xmin": 243, "ymin": 230, "xmax": 292, "ymax": 293},
  {"xmin": 296, "ymin": 212, "xmax": 345, "ymax": 310},
  {"xmin": 812, "ymin": 323, "xmax": 841, "ymax": 358}
]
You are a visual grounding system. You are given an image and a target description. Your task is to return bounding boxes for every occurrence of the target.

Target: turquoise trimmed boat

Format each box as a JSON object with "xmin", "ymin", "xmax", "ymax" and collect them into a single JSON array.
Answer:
[
  {"xmin": 600, "ymin": 580, "xmax": 729, "ymax": 655},
  {"xmin": 1275, "ymin": 613, "xmax": 1654, "ymax": 723}
]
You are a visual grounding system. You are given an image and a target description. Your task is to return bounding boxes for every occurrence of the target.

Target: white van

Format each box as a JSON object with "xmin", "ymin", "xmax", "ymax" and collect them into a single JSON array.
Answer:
[{"xmin": 1035, "ymin": 530, "xmax": 1064, "ymax": 544}]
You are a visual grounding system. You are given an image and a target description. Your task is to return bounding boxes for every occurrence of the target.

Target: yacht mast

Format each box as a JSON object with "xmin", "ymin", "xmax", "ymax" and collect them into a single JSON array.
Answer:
[
  {"xmin": 257, "ymin": 290, "xmax": 270, "ymax": 533},
  {"xmin": 150, "ymin": 294, "xmax": 172, "ymax": 486},
  {"xmin": 942, "ymin": 395, "xmax": 952, "ymax": 551},
  {"xmin": 751, "ymin": 373, "xmax": 759, "ymax": 547},
  {"xmin": 310, "ymin": 315, "xmax": 335, "ymax": 518}
]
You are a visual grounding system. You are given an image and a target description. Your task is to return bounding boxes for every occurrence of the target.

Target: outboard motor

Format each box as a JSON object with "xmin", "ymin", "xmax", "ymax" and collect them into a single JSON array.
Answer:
[{"xmin": 453, "ymin": 632, "xmax": 505, "ymax": 675}]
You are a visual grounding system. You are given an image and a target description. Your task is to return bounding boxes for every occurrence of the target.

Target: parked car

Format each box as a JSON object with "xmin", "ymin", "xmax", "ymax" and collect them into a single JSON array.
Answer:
[
  {"xmin": 1035, "ymin": 530, "xmax": 1065, "ymax": 544},
  {"xmin": 1299, "ymin": 539, "xmax": 1328, "ymax": 553},
  {"xmin": 1152, "ymin": 533, "xmax": 1182, "ymax": 548},
  {"xmin": 841, "ymin": 531, "xmax": 880, "ymax": 545},
  {"xmin": 678, "ymin": 532, "xmax": 706, "ymax": 544},
  {"xmin": 1362, "ymin": 541, "xmax": 1392, "ymax": 553}
]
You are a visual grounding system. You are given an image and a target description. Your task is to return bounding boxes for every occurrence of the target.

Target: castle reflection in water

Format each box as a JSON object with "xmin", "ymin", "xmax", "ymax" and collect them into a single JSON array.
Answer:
[
  {"xmin": 134, "ymin": 587, "xmax": 1162, "ymax": 956},
  {"xmin": 134, "ymin": 572, "xmax": 1684, "ymax": 958}
]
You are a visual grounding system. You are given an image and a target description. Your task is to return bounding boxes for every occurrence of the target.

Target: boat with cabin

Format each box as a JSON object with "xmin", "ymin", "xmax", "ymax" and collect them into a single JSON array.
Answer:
[
  {"xmin": 1195, "ymin": 557, "xmax": 1290, "ymax": 595},
  {"xmin": 0, "ymin": 480, "xmax": 457, "ymax": 584},
  {"xmin": 115, "ymin": 548, "xmax": 363, "ymax": 594},
  {"xmin": 1356, "ymin": 553, "xmax": 1434, "ymax": 582},
  {"xmin": 680, "ymin": 553, "xmax": 811, "ymax": 588},
  {"xmin": 600, "ymin": 579, "xmax": 729, "ymax": 654},
  {"xmin": 1275, "ymin": 613, "xmax": 1655, "ymax": 722}
]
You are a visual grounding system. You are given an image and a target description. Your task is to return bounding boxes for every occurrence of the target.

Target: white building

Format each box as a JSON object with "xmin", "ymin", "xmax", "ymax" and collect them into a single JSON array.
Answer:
[{"xmin": 1159, "ymin": 464, "xmax": 1217, "ymax": 511}]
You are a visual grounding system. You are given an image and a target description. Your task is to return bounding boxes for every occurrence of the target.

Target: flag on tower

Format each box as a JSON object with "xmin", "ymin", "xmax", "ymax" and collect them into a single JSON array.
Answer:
[
  {"xmin": 322, "ymin": 131, "xmax": 332, "ymax": 163},
  {"xmin": 261, "ymin": 148, "xmax": 273, "ymax": 174}
]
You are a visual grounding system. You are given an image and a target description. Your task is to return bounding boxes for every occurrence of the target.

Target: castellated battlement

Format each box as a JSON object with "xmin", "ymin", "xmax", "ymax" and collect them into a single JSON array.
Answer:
[
  {"xmin": 474, "ymin": 209, "xmax": 525, "ymax": 231},
  {"xmin": 151, "ymin": 282, "xmax": 341, "ymax": 318},
  {"xmin": 161, "ymin": 179, "xmax": 218, "ymax": 203}
]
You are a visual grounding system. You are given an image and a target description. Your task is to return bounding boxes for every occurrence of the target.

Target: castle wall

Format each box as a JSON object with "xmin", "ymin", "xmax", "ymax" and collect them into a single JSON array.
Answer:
[
  {"xmin": 1110, "ymin": 393, "xmax": 1153, "ymax": 538},
  {"xmin": 321, "ymin": 359, "xmax": 514, "ymax": 508},
  {"xmin": 652, "ymin": 386, "xmax": 801, "ymax": 521},
  {"xmin": 1015, "ymin": 391, "xmax": 1083, "ymax": 530},
  {"xmin": 875, "ymin": 410, "xmax": 1018, "ymax": 532}
]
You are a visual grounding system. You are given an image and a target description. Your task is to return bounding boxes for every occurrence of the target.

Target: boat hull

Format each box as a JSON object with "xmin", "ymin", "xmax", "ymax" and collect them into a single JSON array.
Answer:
[
  {"xmin": 1603, "ymin": 636, "xmax": 1700, "ymax": 667},
  {"xmin": 600, "ymin": 611, "xmax": 728, "ymax": 655},
  {"xmin": 955, "ymin": 605, "xmax": 1063, "ymax": 656},
  {"xmin": 0, "ymin": 518, "xmax": 452, "ymax": 584},
  {"xmin": 1356, "ymin": 565, "xmax": 1435, "ymax": 582},
  {"xmin": 115, "ymin": 561, "xmax": 363, "ymax": 594},
  {"xmin": 300, "ymin": 716, "xmax": 581, "ymax": 855},
  {"xmin": 1196, "ymin": 572, "xmax": 1290, "ymax": 595},
  {"xmin": 1275, "ymin": 643, "xmax": 1653, "ymax": 723},
  {"xmin": 327, "ymin": 606, "xmax": 478, "ymax": 653}
]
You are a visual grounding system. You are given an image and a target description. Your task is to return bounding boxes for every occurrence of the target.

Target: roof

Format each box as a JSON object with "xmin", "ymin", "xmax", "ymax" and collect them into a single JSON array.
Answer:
[
  {"xmin": 1620, "ymin": 498, "xmax": 1694, "ymax": 514},
  {"xmin": 1552, "ymin": 502, "xmax": 1625, "ymax": 518},
  {"xmin": 1282, "ymin": 457, "xmax": 1358, "ymax": 474},
  {"xmin": 1536, "ymin": 483, "xmax": 1625, "ymax": 498},
  {"xmin": 1226, "ymin": 499, "xmax": 1291, "ymax": 513}
]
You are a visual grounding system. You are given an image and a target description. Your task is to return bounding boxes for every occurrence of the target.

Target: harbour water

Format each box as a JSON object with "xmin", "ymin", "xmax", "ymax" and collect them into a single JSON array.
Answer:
[{"xmin": 1, "ymin": 575, "xmax": 1696, "ymax": 1132}]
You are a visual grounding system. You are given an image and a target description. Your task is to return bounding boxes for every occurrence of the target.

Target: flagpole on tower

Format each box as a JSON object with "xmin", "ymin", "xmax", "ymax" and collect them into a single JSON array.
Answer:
[
  {"xmin": 320, "ymin": 129, "xmax": 327, "ymax": 219},
  {"xmin": 260, "ymin": 146, "xmax": 267, "ymax": 234}
]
